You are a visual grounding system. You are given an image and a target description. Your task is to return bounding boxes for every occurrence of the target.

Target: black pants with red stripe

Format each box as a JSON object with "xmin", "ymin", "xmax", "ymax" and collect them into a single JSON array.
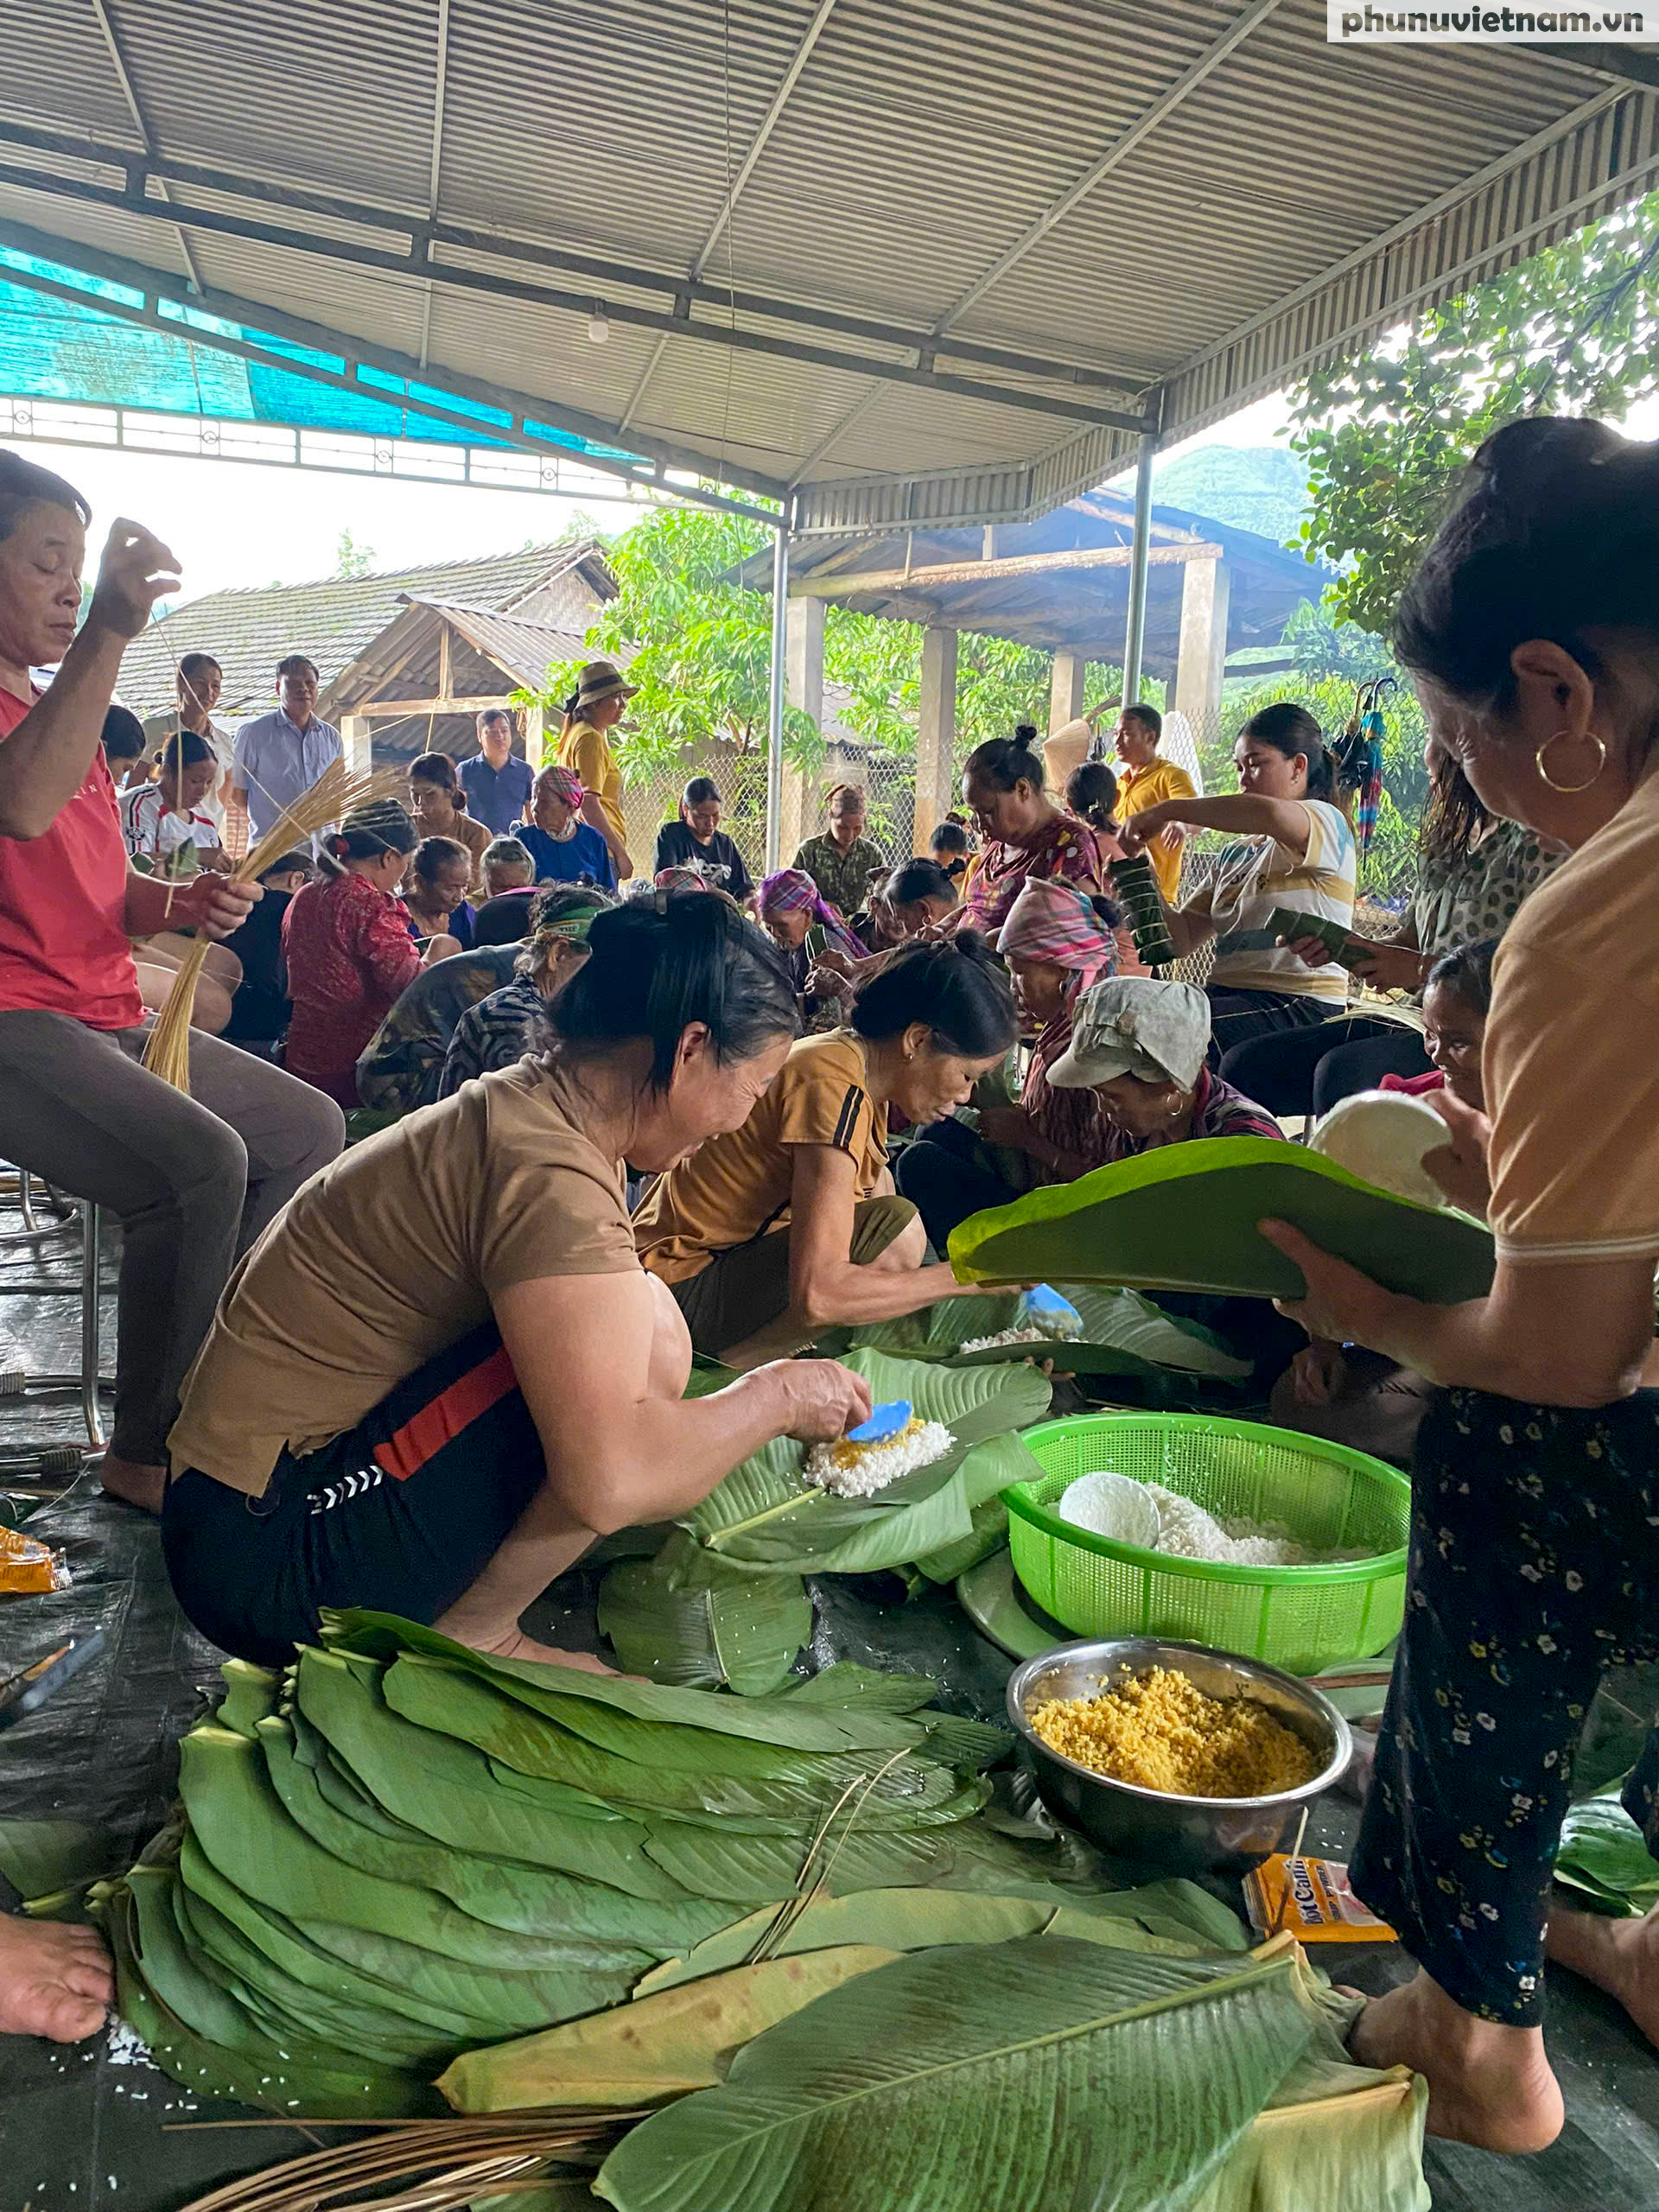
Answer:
[{"xmin": 162, "ymin": 1321, "xmax": 546, "ymax": 1665}]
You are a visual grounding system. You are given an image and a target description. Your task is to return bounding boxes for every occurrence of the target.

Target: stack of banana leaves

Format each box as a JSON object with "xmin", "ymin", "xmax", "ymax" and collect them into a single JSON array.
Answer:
[
  {"xmin": 99, "ymin": 1615, "xmax": 1430, "ymax": 2210},
  {"xmin": 600, "ymin": 1311, "xmax": 1245, "ymax": 1694}
]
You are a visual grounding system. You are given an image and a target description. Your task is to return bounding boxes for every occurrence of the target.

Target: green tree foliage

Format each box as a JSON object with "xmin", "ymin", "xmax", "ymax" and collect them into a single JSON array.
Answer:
[
  {"xmin": 334, "ymin": 528, "xmax": 375, "ymax": 579},
  {"xmin": 536, "ymin": 502, "xmax": 1124, "ymax": 784},
  {"xmin": 1289, "ymin": 188, "xmax": 1659, "ymax": 634}
]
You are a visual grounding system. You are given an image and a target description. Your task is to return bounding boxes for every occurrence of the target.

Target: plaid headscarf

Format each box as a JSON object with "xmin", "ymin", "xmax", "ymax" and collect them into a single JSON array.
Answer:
[
  {"xmin": 995, "ymin": 875, "xmax": 1116, "ymax": 995},
  {"xmin": 758, "ymin": 868, "xmax": 865, "ymax": 962},
  {"xmin": 537, "ymin": 764, "xmax": 584, "ymax": 809},
  {"xmin": 654, "ymin": 863, "xmax": 717, "ymax": 893}
]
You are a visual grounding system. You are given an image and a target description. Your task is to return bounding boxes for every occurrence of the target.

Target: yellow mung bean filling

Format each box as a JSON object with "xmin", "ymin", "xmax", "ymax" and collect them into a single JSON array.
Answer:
[{"xmin": 1027, "ymin": 1665, "xmax": 1320, "ymax": 1798}]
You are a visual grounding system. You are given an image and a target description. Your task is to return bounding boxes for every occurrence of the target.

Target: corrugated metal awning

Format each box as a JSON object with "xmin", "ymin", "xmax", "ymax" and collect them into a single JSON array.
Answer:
[{"xmin": 1, "ymin": 0, "xmax": 1653, "ymax": 529}]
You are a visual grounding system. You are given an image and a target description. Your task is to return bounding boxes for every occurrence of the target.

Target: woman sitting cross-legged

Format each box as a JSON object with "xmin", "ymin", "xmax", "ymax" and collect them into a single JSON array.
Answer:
[
  {"xmin": 1269, "ymin": 938, "xmax": 1496, "ymax": 1464},
  {"xmin": 1119, "ymin": 702, "xmax": 1357, "ymax": 1066},
  {"xmin": 633, "ymin": 935, "xmax": 1020, "ymax": 1366},
  {"xmin": 513, "ymin": 764, "xmax": 617, "ymax": 890},
  {"xmin": 893, "ymin": 875, "xmax": 1121, "ymax": 1252},
  {"xmin": 162, "ymin": 891, "xmax": 871, "ymax": 1669},
  {"xmin": 440, "ymin": 887, "xmax": 613, "ymax": 1095},
  {"xmin": 282, "ymin": 800, "xmax": 458, "ymax": 1109}
]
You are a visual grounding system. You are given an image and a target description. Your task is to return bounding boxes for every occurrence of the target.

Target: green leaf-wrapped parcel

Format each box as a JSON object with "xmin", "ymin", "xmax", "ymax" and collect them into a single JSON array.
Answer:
[{"xmin": 948, "ymin": 1137, "xmax": 1496, "ymax": 1306}]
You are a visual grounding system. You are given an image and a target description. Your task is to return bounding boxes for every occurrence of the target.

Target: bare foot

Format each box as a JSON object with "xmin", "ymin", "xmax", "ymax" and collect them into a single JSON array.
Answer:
[
  {"xmin": 448, "ymin": 1624, "xmax": 618, "ymax": 1675},
  {"xmin": 96, "ymin": 1455, "xmax": 165, "ymax": 1514},
  {"xmin": 1548, "ymin": 1902, "xmax": 1659, "ymax": 2047},
  {"xmin": 0, "ymin": 1915, "xmax": 113, "ymax": 2043},
  {"xmin": 1349, "ymin": 1968, "xmax": 1563, "ymax": 2154}
]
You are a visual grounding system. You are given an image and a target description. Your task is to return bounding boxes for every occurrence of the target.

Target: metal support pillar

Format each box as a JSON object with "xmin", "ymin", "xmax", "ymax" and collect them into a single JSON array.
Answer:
[
  {"xmin": 765, "ymin": 517, "xmax": 790, "ymax": 874},
  {"xmin": 1121, "ymin": 426, "xmax": 1157, "ymax": 706}
]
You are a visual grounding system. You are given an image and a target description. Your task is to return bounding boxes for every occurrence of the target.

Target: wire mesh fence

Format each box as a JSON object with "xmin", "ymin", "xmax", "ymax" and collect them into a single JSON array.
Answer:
[{"xmin": 601, "ymin": 690, "xmax": 1421, "ymax": 913}]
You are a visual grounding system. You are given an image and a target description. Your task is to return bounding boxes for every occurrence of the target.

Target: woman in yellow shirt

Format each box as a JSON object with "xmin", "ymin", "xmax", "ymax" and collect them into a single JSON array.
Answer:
[{"xmin": 555, "ymin": 659, "xmax": 634, "ymax": 880}]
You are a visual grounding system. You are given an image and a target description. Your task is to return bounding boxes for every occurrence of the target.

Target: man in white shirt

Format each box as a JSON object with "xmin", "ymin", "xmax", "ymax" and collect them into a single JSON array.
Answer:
[{"xmin": 231, "ymin": 653, "xmax": 342, "ymax": 843}]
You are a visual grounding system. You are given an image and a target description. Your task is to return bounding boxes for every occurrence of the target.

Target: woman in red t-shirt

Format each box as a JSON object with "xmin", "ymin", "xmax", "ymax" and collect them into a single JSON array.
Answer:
[
  {"xmin": 282, "ymin": 800, "xmax": 458, "ymax": 1106},
  {"xmin": 0, "ymin": 452, "xmax": 344, "ymax": 1516}
]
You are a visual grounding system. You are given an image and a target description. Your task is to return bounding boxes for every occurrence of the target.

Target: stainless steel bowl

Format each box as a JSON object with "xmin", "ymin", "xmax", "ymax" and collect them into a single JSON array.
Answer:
[{"xmin": 1005, "ymin": 1637, "xmax": 1351, "ymax": 1878}]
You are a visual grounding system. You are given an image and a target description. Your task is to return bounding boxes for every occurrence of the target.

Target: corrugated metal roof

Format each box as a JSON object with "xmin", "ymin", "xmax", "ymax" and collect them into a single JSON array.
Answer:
[
  {"xmin": 117, "ymin": 539, "xmax": 613, "ymax": 718},
  {"xmin": 0, "ymin": 0, "xmax": 1654, "ymax": 529}
]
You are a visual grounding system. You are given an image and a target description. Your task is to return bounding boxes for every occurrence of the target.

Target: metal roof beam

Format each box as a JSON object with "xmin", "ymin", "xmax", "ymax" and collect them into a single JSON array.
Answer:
[
  {"xmin": 1535, "ymin": 41, "xmax": 1659, "ymax": 92},
  {"xmin": 0, "ymin": 161, "xmax": 1154, "ymax": 434},
  {"xmin": 0, "ymin": 213, "xmax": 787, "ymax": 519},
  {"xmin": 932, "ymin": 0, "xmax": 1287, "ymax": 334},
  {"xmin": 620, "ymin": 0, "xmax": 840, "ymax": 433},
  {"xmin": 0, "ymin": 118, "xmax": 1151, "ymax": 398},
  {"xmin": 417, "ymin": 0, "xmax": 451, "ymax": 371},
  {"xmin": 786, "ymin": 540, "xmax": 1224, "ymax": 598},
  {"xmin": 86, "ymin": 0, "xmax": 203, "ymax": 297}
]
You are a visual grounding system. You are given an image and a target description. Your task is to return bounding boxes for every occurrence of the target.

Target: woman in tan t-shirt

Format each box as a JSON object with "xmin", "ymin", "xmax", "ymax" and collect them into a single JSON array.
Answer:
[
  {"xmin": 634, "ymin": 936, "xmax": 1020, "ymax": 1366},
  {"xmin": 161, "ymin": 893, "xmax": 871, "ymax": 1669},
  {"xmin": 1260, "ymin": 419, "xmax": 1659, "ymax": 2158}
]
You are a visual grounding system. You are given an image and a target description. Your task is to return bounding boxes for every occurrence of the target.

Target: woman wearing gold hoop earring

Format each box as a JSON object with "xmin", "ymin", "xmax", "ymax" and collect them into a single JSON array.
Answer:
[{"xmin": 1245, "ymin": 416, "xmax": 1659, "ymax": 2158}]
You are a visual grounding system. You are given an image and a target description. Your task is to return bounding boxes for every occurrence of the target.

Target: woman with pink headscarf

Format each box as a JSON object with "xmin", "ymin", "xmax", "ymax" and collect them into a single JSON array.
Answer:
[
  {"xmin": 512, "ymin": 765, "xmax": 617, "ymax": 890},
  {"xmin": 755, "ymin": 866, "xmax": 867, "ymax": 1021},
  {"xmin": 893, "ymin": 875, "xmax": 1124, "ymax": 1249}
]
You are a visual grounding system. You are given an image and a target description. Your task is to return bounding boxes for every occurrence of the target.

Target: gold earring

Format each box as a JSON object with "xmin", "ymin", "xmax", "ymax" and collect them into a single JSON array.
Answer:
[{"xmin": 1535, "ymin": 729, "xmax": 1607, "ymax": 794}]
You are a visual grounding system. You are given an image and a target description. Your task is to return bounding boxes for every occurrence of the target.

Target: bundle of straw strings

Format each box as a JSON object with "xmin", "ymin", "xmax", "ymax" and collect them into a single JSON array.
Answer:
[{"xmin": 141, "ymin": 758, "xmax": 404, "ymax": 1093}]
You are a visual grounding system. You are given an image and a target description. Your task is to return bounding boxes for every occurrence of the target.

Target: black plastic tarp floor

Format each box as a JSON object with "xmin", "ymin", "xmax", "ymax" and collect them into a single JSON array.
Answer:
[{"xmin": 3, "ymin": 1261, "xmax": 1659, "ymax": 2210}]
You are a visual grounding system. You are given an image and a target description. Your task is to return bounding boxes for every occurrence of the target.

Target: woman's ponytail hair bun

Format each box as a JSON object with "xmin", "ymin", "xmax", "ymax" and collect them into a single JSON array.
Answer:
[
  {"xmin": 550, "ymin": 887, "xmax": 798, "ymax": 1088},
  {"xmin": 1395, "ymin": 414, "xmax": 1659, "ymax": 704},
  {"xmin": 850, "ymin": 929, "xmax": 1016, "ymax": 1059}
]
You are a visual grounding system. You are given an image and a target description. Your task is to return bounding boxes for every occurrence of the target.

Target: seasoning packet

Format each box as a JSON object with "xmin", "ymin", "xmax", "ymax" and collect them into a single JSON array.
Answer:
[
  {"xmin": 1243, "ymin": 1853, "xmax": 1396, "ymax": 1943},
  {"xmin": 0, "ymin": 1524, "xmax": 71, "ymax": 1596}
]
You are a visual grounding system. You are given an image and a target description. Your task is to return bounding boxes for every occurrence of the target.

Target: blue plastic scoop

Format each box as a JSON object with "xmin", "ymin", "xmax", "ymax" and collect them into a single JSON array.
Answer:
[
  {"xmin": 845, "ymin": 1399, "xmax": 912, "ymax": 1446},
  {"xmin": 1021, "ymin": 1284, "xmax": 1084, "ymax": 1338}
]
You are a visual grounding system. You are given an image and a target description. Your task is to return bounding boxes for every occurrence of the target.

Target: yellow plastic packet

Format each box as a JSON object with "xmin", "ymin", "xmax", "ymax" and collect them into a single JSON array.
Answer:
[
  {"xmin": 1243, "ymin": 1853, "xmax": 1396, "ymax": 1943},
  {"xmin": 0, "ymin": 1524, "xmax": 70, "ymax": 1596}
]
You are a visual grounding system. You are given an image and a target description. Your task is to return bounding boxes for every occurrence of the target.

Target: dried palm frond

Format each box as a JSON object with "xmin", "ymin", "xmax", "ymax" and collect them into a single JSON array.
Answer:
[
  {"xmin": 141, "ymin": 758, "xmax": 404, "ymax": 1094},
  {"xmin": 169, "ymin": 2111, "xmax": 639, "ymax": 2212}
]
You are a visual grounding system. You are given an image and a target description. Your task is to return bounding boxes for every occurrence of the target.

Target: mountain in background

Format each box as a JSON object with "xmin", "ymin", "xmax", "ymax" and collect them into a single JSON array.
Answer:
[{"xmin": 1151, "ymin": 445, "xmax": 1310, "ymax": 550}]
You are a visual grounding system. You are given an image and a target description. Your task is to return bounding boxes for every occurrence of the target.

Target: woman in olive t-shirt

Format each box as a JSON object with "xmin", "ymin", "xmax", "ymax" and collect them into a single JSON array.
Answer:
[
  {"xmin": 162, "ymin": 894, "xmax": 871, "ymax": 1669},
  {"xmin": 634, "ymin": 936, "xmax": 1019, "ymax": 1366}
]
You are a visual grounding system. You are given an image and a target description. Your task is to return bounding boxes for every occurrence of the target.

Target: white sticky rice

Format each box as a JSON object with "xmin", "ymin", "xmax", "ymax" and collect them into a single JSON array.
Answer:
[
  {"xmin": 805, "ymin": 1418, "xmax": 955, "ymax": 1498},
  {"xmin": 958, "ymin": 1325, "xmax": 1051, "ymax": 1353}
]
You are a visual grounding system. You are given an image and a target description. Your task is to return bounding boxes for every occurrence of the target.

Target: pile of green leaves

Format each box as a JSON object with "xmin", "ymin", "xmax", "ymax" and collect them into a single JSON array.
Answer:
[
  {"xmin": 1555, "ymin": 1780, "xmax": 1659, "ymax": 1917},
  {"xmin": 98, "ymin": 1615, "xmax": 1122, "ymax": 2121},
  {"xmin": 599, "ymin": 1348, "xmax": 1051, "ymax": 1691}
]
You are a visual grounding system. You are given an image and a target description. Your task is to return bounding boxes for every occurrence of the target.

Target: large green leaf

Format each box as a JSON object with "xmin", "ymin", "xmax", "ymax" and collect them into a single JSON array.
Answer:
[
  {"xmin": 842, "ymin": 1283, "xmax": 1250, "ymax": 1381},
  {"xmin": 632, "ymin": 1881, "xmax": 1243, "ymax": 1997},
  {"xmin": 685, "ymin": 1349, "xmax": 1050, "ymax": 1577},
  {"xmin": 948, "ymin": 1136, "xmax": 1496, "ymax": 1305},
  {"xmin": 1555, "ymin": 1782, "xmax": 1659, "ymax": 1916},
  {"xmin": 593, "ymin": 1936, "xmax": 1319, "ymax": 2212},
  {"xmin": 382, "ymin": 1655, "xmax": 983, "ymax": 1833},
  {"xmin": 260, "ymin": 1714, "xmax": 730, "ymax": 1955},
  {"xmin": 321, "ymin": 1610, "xmax": 922, "ymax": 1753},
  {"xmin": 598, "ymin": 1530, "xmax": 810, "ymax": 1695},
  {"xmin": 442, "ymin": 1947, "xmax": 904, "ymax": 2113}
]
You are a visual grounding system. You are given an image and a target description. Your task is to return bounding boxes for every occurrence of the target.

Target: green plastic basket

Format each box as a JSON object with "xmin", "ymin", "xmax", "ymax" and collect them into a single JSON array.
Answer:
[{"xmin": 1004, "ymin": 1413, "xmax": 1410, "ymax": 1675}]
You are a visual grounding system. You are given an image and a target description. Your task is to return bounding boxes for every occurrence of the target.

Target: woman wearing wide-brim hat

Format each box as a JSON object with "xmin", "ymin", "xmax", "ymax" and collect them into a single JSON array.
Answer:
[{"xmin": 556, "ymin": 659, "xmax": 635, "ymax": 881}]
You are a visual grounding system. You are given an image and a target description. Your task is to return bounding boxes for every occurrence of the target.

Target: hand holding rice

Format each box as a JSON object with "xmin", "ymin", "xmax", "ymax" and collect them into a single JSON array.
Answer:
[{"xmin": 804, "ymin": 1417, "xmax": 954, "ymax": 1498}]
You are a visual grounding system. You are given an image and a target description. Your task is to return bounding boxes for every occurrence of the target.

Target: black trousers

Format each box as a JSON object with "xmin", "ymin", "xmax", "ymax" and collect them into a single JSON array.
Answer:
[
  {"xmin": 1203, "ymin": 987, "xmax": 1332, "ymax": 1073},
  {"xmin": 1351, "ymin": 1383, "xmax": 1659, "ymax": 2024},
  {"xmin": 1217, "ymin": 1016, "xmax": 1432, "ymax": 1120},
  {"xmin": 893, "ymin": 1116, "xmax": 1020, "ymax": 1255},
  {"xmin": 162, "ymin": 1321, "xmax": 545, "ymax": 1666}
]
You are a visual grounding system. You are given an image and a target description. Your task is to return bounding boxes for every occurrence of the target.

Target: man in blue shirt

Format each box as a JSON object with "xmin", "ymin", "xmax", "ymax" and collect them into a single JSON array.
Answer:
[
  {"xmin": 457, "ymin": 708, "xmax": 534, "ymax": 836},
  {"xmin": 231, "ymin": 654, "xmax": 343, "ymax": 843}
]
